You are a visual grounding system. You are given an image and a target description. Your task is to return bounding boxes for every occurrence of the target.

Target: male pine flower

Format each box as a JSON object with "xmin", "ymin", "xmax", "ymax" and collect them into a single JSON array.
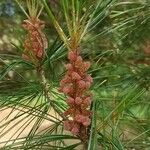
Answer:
[
  {"xmin": 22, "ymin": 17, "xmax": 47, "ymax": 65},
  {"xmin": 59, "ymin": 48, "xmax": 93, "ymax": 141}
]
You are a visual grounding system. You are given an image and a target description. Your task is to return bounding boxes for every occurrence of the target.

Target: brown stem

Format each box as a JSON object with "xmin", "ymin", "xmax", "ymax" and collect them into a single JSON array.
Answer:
[{"xmin": 36, "ymin": 66, "xmax": 67, "ymax": 121}]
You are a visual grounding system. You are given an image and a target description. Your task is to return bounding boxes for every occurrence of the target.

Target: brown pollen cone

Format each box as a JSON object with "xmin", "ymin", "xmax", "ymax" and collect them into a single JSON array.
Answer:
[
  {"xmin": 59, "ymin": 47, "xmax": 93, "ymax": 142},
  {"xmin": 22, "ymin": 18, "xmax": 48, "ymax": 65}
]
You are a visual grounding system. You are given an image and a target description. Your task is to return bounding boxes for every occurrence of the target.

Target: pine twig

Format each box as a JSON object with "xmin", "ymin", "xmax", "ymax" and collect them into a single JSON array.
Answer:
[{"xmin": 37, "ymin": 66, "xmax": 67, "ymax": 121}]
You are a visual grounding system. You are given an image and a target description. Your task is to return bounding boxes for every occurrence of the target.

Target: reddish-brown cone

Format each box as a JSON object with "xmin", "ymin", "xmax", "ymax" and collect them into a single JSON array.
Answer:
[
  {"xmin": 59, "ymin": 48, "xmax": 93, "ymax": 141},
  {"xmin": 22, "ymin": 18, "xmax": 47, "ymax": 65}
]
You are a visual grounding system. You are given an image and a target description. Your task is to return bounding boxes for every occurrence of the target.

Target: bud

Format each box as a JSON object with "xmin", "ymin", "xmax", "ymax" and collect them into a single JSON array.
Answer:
[
  {"xmin": 82, "ymin": 117, "xmax": 91, "ymax": 127},
  {"xmin": 78, "ymin": 80, "xmax": 86, "ymax": 89},
  {"xmin": 37, "ymin": 49, "xmax": 43, "ymax": 58},
  {"xmin": 68, "ymin": 51, "xmax": 77, "ymax": 61},
  {"xmin": 71, "ymin": 72, "xmax": 81, "ymax": 80},
  {"xmin": 75, "ymin": 114, "xmax": 83, "ymax": 123},
  {"xmin": 85, "ymin": 82, "xmax": 91, "ymax": 89},
  {"xmin": 75, "ymin": 97, "xmax": 82, "ymax": 105},
  {"xmin": 75, "ymin": 56, "xmax": 83, "ymax": 67},
  {"xmin": 62, "ymin": 86, "xmax": 73, "ymax": 94},
  {"xmin": 85, "ymin": 74, "xmax": 93, "ymax": 83},
  {"xmin": 60, "ymin": 75, "xmax": 71, "ymax": 86},
  {"xmin": 67, "ymin": 97, "xmax": 74, "ymax": 105},
  {"xmin": 83, "ymin": 97, "xmax": 92, "ymax": 105},
  {"xmin": 65, "ymin": 64, "xmax": 73, "ymax": 70},
  {"xmin": 83, "ymin": 62, "xmax": 91, "ymax": 71},
  {"xmin": 82, "ymin": 120, "xmax": 91, "ymax": 127},
  {"xmin": 71, "ymin": 127, "xmax": 79, "ymax": 135}
]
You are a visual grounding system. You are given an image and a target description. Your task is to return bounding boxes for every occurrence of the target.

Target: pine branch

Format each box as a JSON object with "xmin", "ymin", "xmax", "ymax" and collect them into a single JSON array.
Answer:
[{"xmin": 36, "ymin": 66, "xmax": 67, "ymax": 121}]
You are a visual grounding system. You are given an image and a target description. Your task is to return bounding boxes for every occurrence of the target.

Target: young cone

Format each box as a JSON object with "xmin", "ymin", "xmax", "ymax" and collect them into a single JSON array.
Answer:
[
  {"xmin": 59, "ymin": 47, "xmax": 93, "ymax": 142},
  {"xmin": 22, "ymin": 1, "xmax": 47, "ymax": 66}
]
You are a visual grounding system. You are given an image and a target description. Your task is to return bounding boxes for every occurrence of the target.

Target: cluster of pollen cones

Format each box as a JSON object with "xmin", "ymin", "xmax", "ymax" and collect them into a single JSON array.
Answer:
[
  {"xmin": 59, "ymin": 48, "xmax": 93, "ymax": 140},
  {"xmin": 22, "ymin": 16, "xmax": 93, "ymax": 142},
  {"xmin": 22, "ymin": 18, "xmax": 47, "ymax": 64}
]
